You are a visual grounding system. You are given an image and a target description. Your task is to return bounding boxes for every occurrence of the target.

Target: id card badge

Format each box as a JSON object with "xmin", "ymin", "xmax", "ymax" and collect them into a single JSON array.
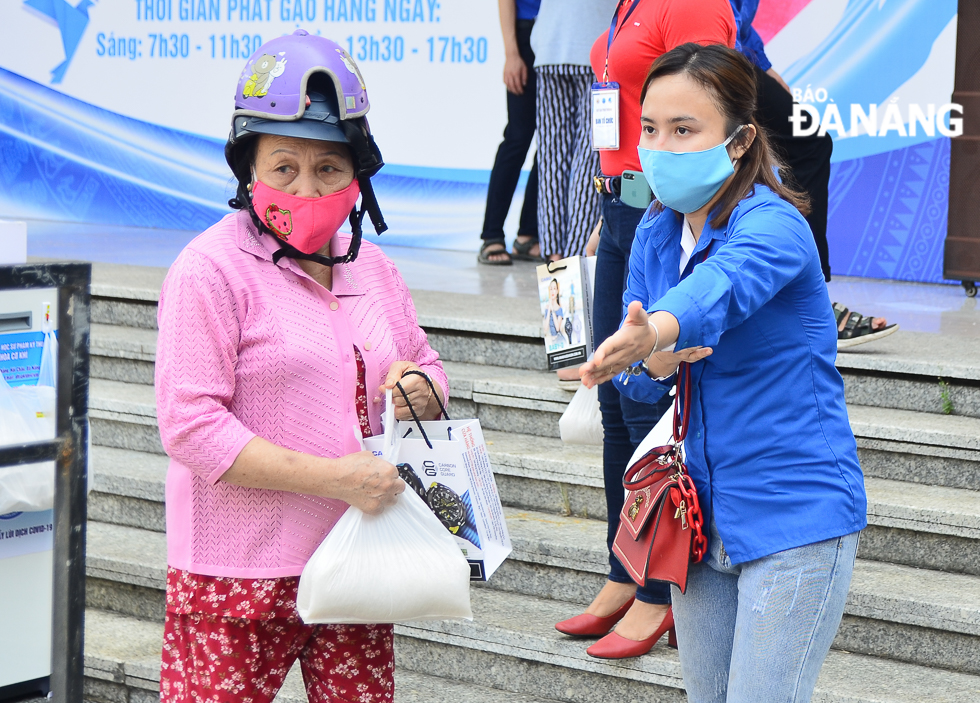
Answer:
[{"xmin": 591, "ymin": 82, "xmax": 620, "ymax": 151}]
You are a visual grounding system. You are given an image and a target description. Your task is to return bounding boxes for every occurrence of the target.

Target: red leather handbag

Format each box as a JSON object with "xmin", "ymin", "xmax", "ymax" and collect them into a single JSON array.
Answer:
[{"xmin": 611, "ymin": 363, "xmax": 707, "ymax": 594}]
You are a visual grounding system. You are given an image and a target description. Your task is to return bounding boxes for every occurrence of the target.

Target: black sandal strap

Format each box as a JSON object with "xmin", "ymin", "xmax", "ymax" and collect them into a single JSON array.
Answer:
[
  {"xmin": 832, "ymin": 302, "xmax": 849, "ymax": 327},
  {"xmin": 512, "ymin": 237, "xmax": 540, "ymax": 256},
  {"xmin": 840, "ymin": 311, "xmax": 874, "ymax": 340}
]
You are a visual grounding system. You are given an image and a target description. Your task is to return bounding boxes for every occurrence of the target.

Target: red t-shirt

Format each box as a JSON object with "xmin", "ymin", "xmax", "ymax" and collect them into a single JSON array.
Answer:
[{"xmin": 590, "ymin": 0, "xmax": 737, "ymax": 176}]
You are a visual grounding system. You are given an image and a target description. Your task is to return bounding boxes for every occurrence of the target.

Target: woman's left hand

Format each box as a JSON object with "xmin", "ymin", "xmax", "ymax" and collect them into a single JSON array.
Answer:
[
  {"xmin": 644, "ymin": 346, "xmax": 713, "ymax": 379},
  {"xmin": 382, "ymin": 361, "xmax": 444, "ymax": 421}
]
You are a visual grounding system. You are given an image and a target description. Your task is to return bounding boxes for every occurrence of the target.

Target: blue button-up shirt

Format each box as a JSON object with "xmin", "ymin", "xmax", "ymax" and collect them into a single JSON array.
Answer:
[
  {"xmin": 729, "ymin": 0, "xmax": 771, "ymax": 71},
  {"xmin": 615, "ymin": 186, "xmax": 866, "ymax": 564},
  {"xmin": 515, "ymin": 0, "xmax": 541, "ymax": 21}
]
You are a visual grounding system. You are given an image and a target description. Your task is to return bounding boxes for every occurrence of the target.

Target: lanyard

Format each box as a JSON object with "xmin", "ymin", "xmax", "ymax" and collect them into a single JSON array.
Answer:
[{"xmin": 603, "ymin": 0, "xmax": 643, "ymax": 81}]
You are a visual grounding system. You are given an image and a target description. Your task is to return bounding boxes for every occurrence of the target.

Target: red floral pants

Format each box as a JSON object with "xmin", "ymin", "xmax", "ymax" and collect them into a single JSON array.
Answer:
[
  {"xmin": 161, "ymin": 611, "xmax": 394, "ymax": 703},
  {"xmin": 161, "ymin": 347, "xmax": 391, "ymax": 702}
]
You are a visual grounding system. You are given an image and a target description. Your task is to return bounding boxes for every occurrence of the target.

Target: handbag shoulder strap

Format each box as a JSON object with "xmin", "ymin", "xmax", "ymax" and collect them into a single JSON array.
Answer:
[
  {"xmin": 672, "ymin": 362, "xmax": 691, "ymax": 443},
  {"xmin": 671, "ymin": 242, "xmax": 711, "ymax": 444}
]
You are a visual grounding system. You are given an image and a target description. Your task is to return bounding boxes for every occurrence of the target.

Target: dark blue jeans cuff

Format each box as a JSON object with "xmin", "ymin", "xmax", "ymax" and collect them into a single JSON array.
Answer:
[
  {"xmin": 608, "ymin": 572, "xmax": 672, "ymax": 605},
  {"xmin": 634, "ymin": 586, "xmax": 672, "ymax": 605}
]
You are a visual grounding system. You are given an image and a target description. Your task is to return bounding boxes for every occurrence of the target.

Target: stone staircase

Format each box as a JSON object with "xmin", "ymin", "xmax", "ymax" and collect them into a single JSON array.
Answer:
[{"xmin": 81, "ymin": 269, "xmax": 980, "ymax": 702}]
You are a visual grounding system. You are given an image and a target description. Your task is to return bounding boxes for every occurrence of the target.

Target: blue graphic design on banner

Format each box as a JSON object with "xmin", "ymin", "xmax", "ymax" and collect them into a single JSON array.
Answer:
[
  {"xmin": 763, "ymin": 0, "xmax": 959, "ymax": 283},
  {"xmin": 0, "ymin": 67, "xmax": 229, "ymax": 232},
  {"xmin": 0, "ymin": 0, "xmax": 964, "ymax": 282},
  {"xmin": 24, "ymin": 0, "xmax": 95, "ymax": 83},
  {"xmin": 0, "ymin": 0, "xmax": 508, "ymax": 252},
  {"xmin": 783, "ymin": 0, "xmax": 958, "ymax": 164},
  {"xmin": 828, "ymin": 137, "xmax": 950, "ymax": 282},
  {"xmin": 0, "ymin": 65, "xmax": 494, "ymax": 248}
]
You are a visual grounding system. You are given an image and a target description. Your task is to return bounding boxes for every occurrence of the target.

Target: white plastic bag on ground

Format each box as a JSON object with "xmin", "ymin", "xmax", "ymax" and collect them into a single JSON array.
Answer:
[
  {"xmin": 297, "ymin": 391, "xmax": 472, "ymax": 624},
  {"xmin": 0, "ymin": 370, "xmax": 56, "ymax": 514},
  {"xmin": 559, "ymin": 382, "xmax": 603, "ymax": 445}
]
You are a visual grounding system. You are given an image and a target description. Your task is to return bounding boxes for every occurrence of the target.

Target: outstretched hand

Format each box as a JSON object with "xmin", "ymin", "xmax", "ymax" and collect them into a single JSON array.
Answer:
[
  {"xmin": 580, "ymin": 302, "xmax": 711, "ymax": 387},
  {"xmin": 643, "ymin": 346, "xmax": 713, "ymax": 380}
]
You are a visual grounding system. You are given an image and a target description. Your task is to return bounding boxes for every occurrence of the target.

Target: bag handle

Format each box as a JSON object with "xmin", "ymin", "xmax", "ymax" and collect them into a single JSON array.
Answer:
[
  {"xmin": 399, "ymin": 369, "xmax": 451, "ymax": 420},
  {"xmin": 393, "ymin": 370, "xmax": 450, "ymax": 451},
  {"xmin": 623, "ymin": 448, "xmax": 678, "ymax": 489},
  {"xmin": 620, "ymin": 365, "xmax": 690, "ymax": 492}
]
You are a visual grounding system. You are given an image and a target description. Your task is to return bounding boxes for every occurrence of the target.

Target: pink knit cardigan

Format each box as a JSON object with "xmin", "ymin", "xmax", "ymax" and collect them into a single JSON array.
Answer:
[{"xmin": 155, "ymin": 210, "xmax": 448, "ymax": 578}]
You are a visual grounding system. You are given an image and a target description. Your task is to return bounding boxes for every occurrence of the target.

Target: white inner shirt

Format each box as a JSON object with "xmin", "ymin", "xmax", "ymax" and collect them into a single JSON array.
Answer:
[
  {"xmin": 679, "ymin": 216, "xmax": 697, "ymax": 275},
  {"xmin": 657, "ymin": 217, "xmax": 698, "ymax": 355}
]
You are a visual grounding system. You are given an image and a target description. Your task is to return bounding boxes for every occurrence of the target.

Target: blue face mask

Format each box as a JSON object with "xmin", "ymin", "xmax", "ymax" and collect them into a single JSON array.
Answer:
[{"xmin": 637, "ymin": 126, "xmax": 744, "ymax": 214}]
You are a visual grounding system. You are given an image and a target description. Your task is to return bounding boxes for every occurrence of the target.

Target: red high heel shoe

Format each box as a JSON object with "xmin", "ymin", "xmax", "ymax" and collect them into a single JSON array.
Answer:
[
  {"xmin": 555, "ymin": 597, "xmax": 635, "ymax": 637},
  {"xmin": 585, "ymin": 608, "xmax": 676, "ymax": 659}
]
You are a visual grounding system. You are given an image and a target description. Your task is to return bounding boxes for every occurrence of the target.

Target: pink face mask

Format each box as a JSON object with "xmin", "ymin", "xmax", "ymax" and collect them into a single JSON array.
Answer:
[{"xmin": 250, "ymin": 179, "xmax": 361, "ymax": 254}]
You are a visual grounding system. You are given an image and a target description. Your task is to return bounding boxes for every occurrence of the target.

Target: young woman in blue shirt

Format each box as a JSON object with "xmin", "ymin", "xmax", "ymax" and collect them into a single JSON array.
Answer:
[{"xmin": 581, "ymin": 43, "xmax": 867, "ymax": 702}]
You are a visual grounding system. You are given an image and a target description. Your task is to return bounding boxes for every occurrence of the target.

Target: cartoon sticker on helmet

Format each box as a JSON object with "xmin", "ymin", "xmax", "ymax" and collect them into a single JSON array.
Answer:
[
  {"xmin": 264, "ymin": 203, "xmax": 293, "ymax": 238},
  {"xmin": 242, "ymin": 52, "xmax": 288, "ymax": 99},
  {"xmin": 336, "ymin": 48, "xmax": 366, "ymax": 90}
]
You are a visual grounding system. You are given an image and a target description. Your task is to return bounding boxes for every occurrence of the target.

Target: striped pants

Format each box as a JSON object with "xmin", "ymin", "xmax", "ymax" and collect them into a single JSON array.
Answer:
[{"xmin": 536, "ymin": 65, "xmax": 602, "ymax": 258}]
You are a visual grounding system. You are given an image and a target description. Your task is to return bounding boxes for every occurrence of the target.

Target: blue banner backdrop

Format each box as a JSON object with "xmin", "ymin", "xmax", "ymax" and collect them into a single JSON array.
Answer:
[{"xmin": 0, "ymin": 0, "xmax": 964, "ymax": 282}]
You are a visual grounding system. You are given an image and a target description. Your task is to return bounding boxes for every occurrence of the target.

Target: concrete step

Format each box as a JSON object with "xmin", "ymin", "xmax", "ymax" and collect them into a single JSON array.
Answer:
[
  {"xmin": 88, "ymin": 446, "xmax": 168, "ymax": 533},
  {"xmin": 89, "ymin": 267, "xmax": 165, "ymax": 333},
  {"xmin": 89, "ymin": 295, "xmax": 980, "ymax": 418},
  {"xmin": 488, "ymin": 510, "xmax": 980, "ymax": 676},
  {"xmin": 87, "ymin": 422, "xmax": 980, "ymax": 580},
  {"xmin": 80, "ymin": 585, "xmax": 980, "ymax": 703},
  {"xmin": 90, "ymin": 323, "xmax": 157, "ymax": 385},
  {"xmin": 86, "ymin": 397, "xmax": 980, "ymax": 578},
  {"xmin": 88, "ymin": 358, "xmax": 980, "ymax": 467},
  {"xmin": 83, "ymin": 508, "xmax": 980, "ymax": 675},
  {"xmin": 835, "ymin": 330, "xmax": 980, "ymax": 419},
  {"xmin": 398, "ymin": 587, "xmax": 980, "ymax": 703},
  {"xmin": 89, "ymin": 378, "xmax": 163, "ymax": 454},
  {"xmin": 82, "ymin": 608, "xmax": 553, "ymax": 703},
  {"xmin": 411, "ymin": 289, "xmax": 546, "ymax": 371},
  {"xmin": 486, "ymin": 431, "xmax": 980, "ymax": 577},
  {"xmin": 848, "ymin": 405, "xmax": 980, "ymax": 492}
]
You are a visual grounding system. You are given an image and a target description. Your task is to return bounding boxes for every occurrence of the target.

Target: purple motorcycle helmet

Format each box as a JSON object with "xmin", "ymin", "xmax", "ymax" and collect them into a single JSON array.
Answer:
[{"xmin": 225, "ymin": 30, "xmax": 387, "ymax": 266}]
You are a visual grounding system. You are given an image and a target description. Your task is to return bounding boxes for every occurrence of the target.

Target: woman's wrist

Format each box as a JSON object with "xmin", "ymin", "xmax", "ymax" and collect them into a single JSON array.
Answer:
[{"xmin": 644, "ymin": 316, "xmax": 661, "ymax": 363}]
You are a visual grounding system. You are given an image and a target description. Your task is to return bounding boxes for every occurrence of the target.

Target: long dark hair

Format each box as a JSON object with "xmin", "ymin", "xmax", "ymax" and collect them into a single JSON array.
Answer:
[{"xmin": 640, "ymin": 43, "xmax": 810, "ymax": 228}]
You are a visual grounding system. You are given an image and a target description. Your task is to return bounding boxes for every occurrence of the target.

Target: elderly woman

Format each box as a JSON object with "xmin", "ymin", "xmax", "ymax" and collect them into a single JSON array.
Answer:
[{"xmin": 154, "ymin": 30, "xmax": 447, "ymax": 703}]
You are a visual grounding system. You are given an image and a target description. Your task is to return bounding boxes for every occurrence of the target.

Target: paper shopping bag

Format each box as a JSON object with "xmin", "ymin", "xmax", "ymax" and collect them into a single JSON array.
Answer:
[
  {"xmin": 297, "ymin": 389, "xmax": 472, "ymax": 624},
  {"xmin": 364, "ymin": 389, "xmax": 512, "ymax": 581}
]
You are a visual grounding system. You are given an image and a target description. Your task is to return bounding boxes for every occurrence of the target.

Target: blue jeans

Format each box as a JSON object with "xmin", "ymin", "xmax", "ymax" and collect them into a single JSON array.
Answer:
[
  {"xmin": 671, "ymin": 517, "xmax": 860, "ymax": 703},
  {"xmin": 593, "ymin": 193, "xmax": 672, "ymax": 605}
]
